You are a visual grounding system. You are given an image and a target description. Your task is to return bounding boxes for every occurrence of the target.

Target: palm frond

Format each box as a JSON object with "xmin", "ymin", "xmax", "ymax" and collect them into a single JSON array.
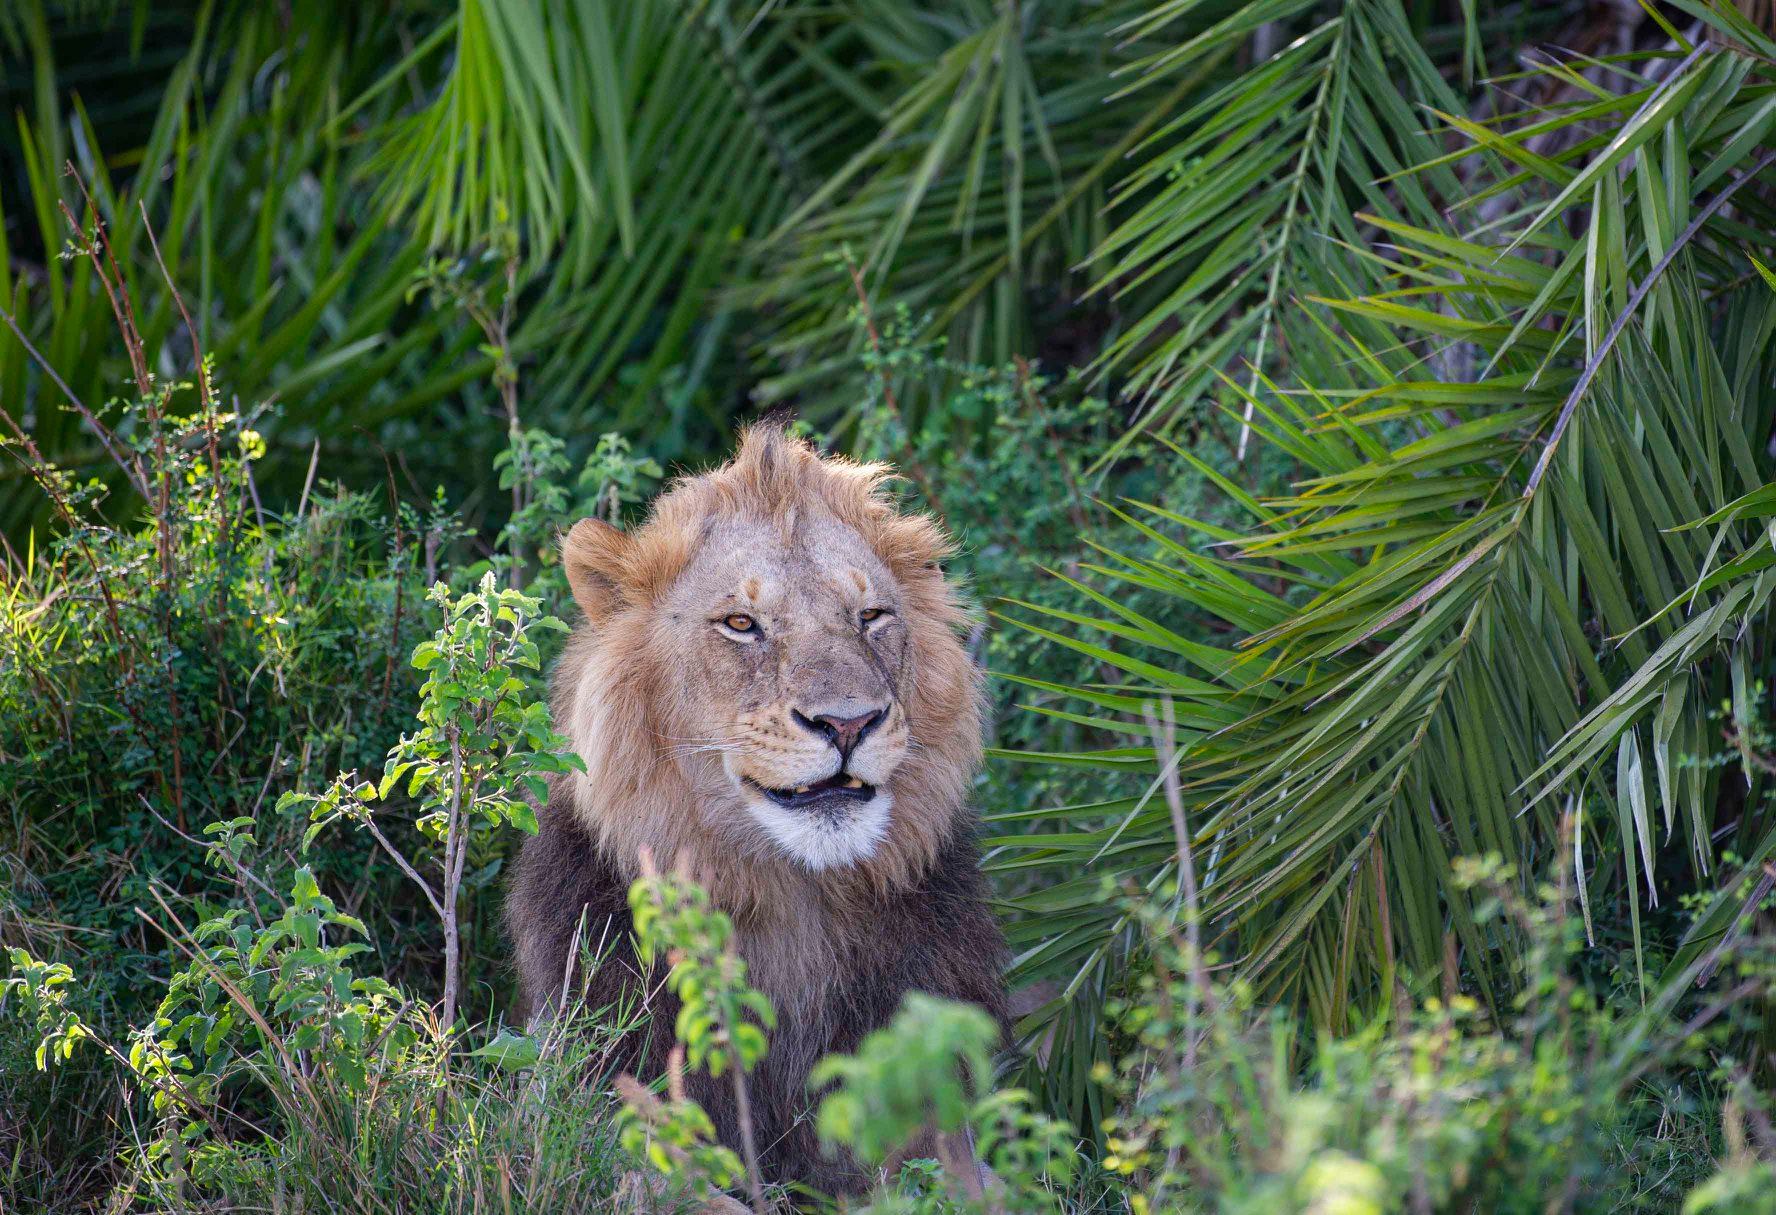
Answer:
[
  {"xmin": 0, "ymin": 0, "xmax": 829, "ymax": 529},
  {"xmin": 1086, "ymin": 0, "xmax": 1467, "ymax": 465},
  {"xmin": 741, "ymin": 0, "xmax": 1186, "ymax": 423},
  {"xmin": 1000, "ymin": 32, "xmax": 1776, "ymax": 1100}
]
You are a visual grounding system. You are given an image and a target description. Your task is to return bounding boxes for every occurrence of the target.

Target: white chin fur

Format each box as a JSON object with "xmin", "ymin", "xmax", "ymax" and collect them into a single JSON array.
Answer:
[{"xmin": 743, "ymin": 793, "xmax": 893, "ymax": 871}]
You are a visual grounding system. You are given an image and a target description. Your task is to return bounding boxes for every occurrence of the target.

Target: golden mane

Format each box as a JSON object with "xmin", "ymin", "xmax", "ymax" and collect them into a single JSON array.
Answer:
[{"xmin": 550, "ymin": 424, "xmax": 983, "ymax": 922}]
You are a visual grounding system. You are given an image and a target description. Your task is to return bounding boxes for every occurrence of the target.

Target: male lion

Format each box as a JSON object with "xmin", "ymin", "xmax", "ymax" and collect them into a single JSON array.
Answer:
[{"xmin": 506, "ymin": 422, "xmax": 1006, "ymax": 1197}]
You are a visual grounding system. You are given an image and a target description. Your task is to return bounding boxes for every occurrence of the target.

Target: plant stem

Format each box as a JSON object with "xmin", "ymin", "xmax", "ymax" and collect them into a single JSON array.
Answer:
[
  {"xmin": 935, "ymin": 1129, "xmax": 988, "ymax": 1208},
  {"xmin": 440, "ymin": 729, "xmax": 465, "ymax": 1043},
  {"xmin": 845, "ymin": 254, "xmax": 951, "ymax": 523},
  {"xmin": 721, "ymin": 1002, "xmax": 768, "ymax": 1215},
  {"xmin": 1145, "ymin": 699, "xmax": 1210, "ymax": 1066}
]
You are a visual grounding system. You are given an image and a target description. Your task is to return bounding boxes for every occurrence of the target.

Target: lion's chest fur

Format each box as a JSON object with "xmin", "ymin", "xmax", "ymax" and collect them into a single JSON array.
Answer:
[
  {"xmin": 734, "ymin": 906, "xmax": 846, "ymax": 1018},
  {"xmin": 507, "ymin": 801, "xmax": 1007, "ymax": 1194},
  {"xmin": 725, "ymin": 884, "xmax": 880, "ymax": 1079}
]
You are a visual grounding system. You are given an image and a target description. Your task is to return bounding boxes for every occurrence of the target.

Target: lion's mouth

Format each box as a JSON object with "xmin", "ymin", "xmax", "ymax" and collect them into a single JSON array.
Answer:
[{"xmin": 746, "ymin": 773, "xmax": 877, "ymax": 810}]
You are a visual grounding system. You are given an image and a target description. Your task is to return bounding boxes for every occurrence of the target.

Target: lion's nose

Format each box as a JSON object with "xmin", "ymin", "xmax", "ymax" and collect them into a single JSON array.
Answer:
[{"xmin": 793, "ymin": 707, "xmax": 886, "ymax": 758}]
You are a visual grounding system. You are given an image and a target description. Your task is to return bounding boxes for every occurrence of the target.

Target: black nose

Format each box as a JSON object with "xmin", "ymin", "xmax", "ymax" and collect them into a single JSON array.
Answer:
[{"xmin": 793, "ymin": 707, "xmax": 886, "ymax": 758}]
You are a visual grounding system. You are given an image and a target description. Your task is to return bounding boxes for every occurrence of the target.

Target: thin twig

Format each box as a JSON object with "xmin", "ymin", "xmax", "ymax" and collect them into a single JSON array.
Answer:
[
  {"xmin": 375, "ymin": 442, "xmax": 407, "ymax": 713},
  {"xmin": 1143, "ymin": 699, "xmax": 1211, "ymax": 1067},
  {"xmin": 360, "ymin": 810, "xmax": 446, "ymax": 921},
  {"xmin": 296, "ymin": 439, "xmax": 321, "ymax": 522},
  {"xmin": 143, "ymin": 799, "xmax": 277, "ymax": 908},
  {"xmin": 138, "ymin": 199, "xmax": 237, "ymax": 730},
  {"xmin": 57, "ymin": 188, "xmax": 148, "ymax": 399},
  {"xmin": 0, "ymin": 303, "xmax": 144, "ymax": 495},
  {"xmin": 58, "ymin": 172, "xmax": 188, "ymax": 822},
  {"xmin": 724, "ymin": 1009, "xmax": 769, "ymax": 1215},
  {"xmin": 138, "ymin": 200, "xmax": 215, "ymax": 436},
  {"xmin": 844, "ymin": 254, "xmax": 951, "ymax": 522}
]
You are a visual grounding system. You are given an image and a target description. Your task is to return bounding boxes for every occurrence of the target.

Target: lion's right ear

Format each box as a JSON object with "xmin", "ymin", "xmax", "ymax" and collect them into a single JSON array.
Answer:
[{"xmin": 562, "ymin": 517, "xmax": 634, "ymax": 623}]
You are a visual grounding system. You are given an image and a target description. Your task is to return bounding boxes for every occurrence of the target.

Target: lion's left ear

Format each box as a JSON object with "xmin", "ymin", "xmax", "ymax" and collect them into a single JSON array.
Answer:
[
  {"xmin": 875, "ymin": 513, "xmax": 955, "ymax": 581},
  {"xmin": 562, "ymin": 517, "xmax": 635, "ymax": 624}
]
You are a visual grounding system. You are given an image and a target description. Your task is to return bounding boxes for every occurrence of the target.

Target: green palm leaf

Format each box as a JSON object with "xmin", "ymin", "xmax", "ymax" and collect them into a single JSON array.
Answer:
[{"xmin": 999, "ymin": 34, "xmax": 1776, "ymax": 1111}]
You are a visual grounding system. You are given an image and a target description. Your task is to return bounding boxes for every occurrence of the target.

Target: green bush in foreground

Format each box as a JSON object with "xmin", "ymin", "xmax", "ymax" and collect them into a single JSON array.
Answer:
[
  {"xmin": 3, "ymin": 507, "xmax": 628, "ymax": 1210},
  {"xmin": 285, "ymin": 573, "xmax": 582, "ymax": 1040},
  {"xmin": 1096, "ymin": 851, "xmax": 1776, "ymax": 1214},
  {"xmin": 11, "ymin": 826, "xmax": 1776, "ymax": 1212}
]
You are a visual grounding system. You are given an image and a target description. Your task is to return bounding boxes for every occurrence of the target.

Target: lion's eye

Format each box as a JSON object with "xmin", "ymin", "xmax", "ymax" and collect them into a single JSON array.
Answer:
[
  {"xmin": 722, "ymin": 613, "xmax": 757, "ymax": 634},
  {"xmin": 859, "ymin": 607, "xmax": 890, "ymax": 624}
]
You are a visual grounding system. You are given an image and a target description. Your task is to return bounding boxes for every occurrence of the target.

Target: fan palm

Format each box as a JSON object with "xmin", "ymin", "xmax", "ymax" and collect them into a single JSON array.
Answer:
[{"xmin": 2, "ymin": 0, "xmax": 1488, "ymax": 529}]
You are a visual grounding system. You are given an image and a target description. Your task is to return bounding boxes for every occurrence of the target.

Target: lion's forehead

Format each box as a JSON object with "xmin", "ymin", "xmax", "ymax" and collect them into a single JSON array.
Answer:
[{"xmin": 669, "ymin": 511, "xmax": 896, "ymax": 615}]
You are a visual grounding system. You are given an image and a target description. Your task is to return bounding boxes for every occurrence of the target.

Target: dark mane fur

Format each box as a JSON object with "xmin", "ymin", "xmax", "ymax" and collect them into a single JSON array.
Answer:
[{"xmin": 506, "ymin": 785, "xmax": 1007, "ymax": 1194}]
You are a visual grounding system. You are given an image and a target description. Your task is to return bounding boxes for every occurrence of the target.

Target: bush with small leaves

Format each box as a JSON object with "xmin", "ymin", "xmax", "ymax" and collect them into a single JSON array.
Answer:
[
  {"xmin": 284, "ymin": 572, "xmax": 583, "ymax": 1039},
  {"xmin": 813, "ymin": 993, "xmax": 997, "ymax": 1165},
  {"xmin": 812, "ymin": 992, "xmax": 1077, "ymax": 1213},
  {"xmin": 0, "ymin": 219, "xmax": 638, "ymax": 1211},
  {"xmin": 0, "ymin": 949, "xmax": 92, "ymax": 1070},
  {"xmin": 489, "ymin": 426, "xmax": 663, "ymax": 599},
  {"xmin": 3, "ymin": 844, "xmax": 436, "ymax": 1201},
  {"xmin": 1084, "ymin": 851, "xmax": 1776, "ymax": 1214},
  {"xmin": 130, "ymin": 864, "xmax": 425, "ymax": 1112},
  {"xmin": 628, "ymin": 862, "xmax": 775, "ymax": 1082},
  {"xmin": 621, "ymin": 856, "xmax": 777, "ymax": 1212},
  {"xmin": 616, "ymin": 1067, "xmax": 747, "ymax": 1195}
]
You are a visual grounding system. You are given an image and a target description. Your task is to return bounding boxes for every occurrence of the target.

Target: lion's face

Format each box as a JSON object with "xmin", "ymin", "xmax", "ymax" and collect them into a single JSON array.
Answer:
[
  {"xmin": 661, "ymin": 511, "xmax": 915, "ymax": 869},
  {"xmin": 554, "ymin": 425, "xmax": 980, "ymax": 892}
]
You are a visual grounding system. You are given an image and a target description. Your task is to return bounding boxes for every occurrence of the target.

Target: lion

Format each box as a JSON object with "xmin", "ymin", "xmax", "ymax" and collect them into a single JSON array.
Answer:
[{"xmin": 505, "ymin": 422, "xmax": 1007, "ymax": 1198}]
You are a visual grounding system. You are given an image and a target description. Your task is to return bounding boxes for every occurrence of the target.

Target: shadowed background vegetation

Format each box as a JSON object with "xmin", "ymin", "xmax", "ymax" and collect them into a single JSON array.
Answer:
[{"xmin": 4, "ymin": 0, "xmax": 1776, "ymax": 1210}]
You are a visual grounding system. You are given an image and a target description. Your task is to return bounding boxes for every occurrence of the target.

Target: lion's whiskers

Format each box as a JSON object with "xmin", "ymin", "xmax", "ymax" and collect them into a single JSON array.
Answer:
[
  {"xmin": 664, "ymin": 742, "xmax": 735, "ymax": 760},
  {"xmin": 652, "ymin": 730, "xmax": 733, "ymax": 744}
]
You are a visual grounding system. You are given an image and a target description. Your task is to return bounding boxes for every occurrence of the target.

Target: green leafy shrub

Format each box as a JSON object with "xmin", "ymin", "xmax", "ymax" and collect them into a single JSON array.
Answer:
[
  {"xmin": 620, "ymin": 855, "xmax": 777, "ymax": 1211},
  {"xmin": 134, "ymin": 862, "xmax": 423, "ymax": 1106},
  {"xmin": 0, "ymin": 395, "xmax": 442, "ymax": 1006},
  {"xmin": 812, "ymin": 993, "xmax": 1001, "ymax": 1168},
  {"xmin": 1088, "ymin": 849, "xmax": 1776, "ymax": 1214},
  {"xmin": 286, "ymin": 572, "xmax": 581, "ymax": 1037},
  {"xmin": 2, "ymin": 542, "xmax": 633, "ymax": 1212},
  {"xmin": 616, "ymin": 861, "xmax": 1082, "ymax": 1214},
  {"xmin": 812, "ymin": 992, "xmax": 1079, "ymax": 1214},
  {"xmin": 486, "ymin": 427, "xmax": 663, "ymax": 618},
  {"xmin": 1, "ymin": 949, "xmax": 91, "ymax": 1070},
  {"xmin": 599, "ymin": 840, "xmax": 1776, "ymax": 1214},
  {"xmin": 0, "ymin": 216, "xmax": 614, "ymax": 1209}
]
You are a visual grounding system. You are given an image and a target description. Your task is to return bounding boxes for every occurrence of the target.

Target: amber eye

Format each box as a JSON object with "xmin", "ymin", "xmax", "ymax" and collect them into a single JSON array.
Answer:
[
  {"xmin": 859, "ymin": 607, "xmax": 890, "ymax": 624},
  {"xmin": 722, "ymin": 613, "xmax": 756, "ymax": 634}
]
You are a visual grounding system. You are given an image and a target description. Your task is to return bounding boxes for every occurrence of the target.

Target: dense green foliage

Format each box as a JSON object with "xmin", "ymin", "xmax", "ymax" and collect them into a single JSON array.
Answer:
[
  {"xmin": 5, "ymin": 0, "xmax": 1776, "ymax": 1210},
  {"xmin": 996, "ymin": 3, "xmax": 1776, "ymax": 1112}
]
